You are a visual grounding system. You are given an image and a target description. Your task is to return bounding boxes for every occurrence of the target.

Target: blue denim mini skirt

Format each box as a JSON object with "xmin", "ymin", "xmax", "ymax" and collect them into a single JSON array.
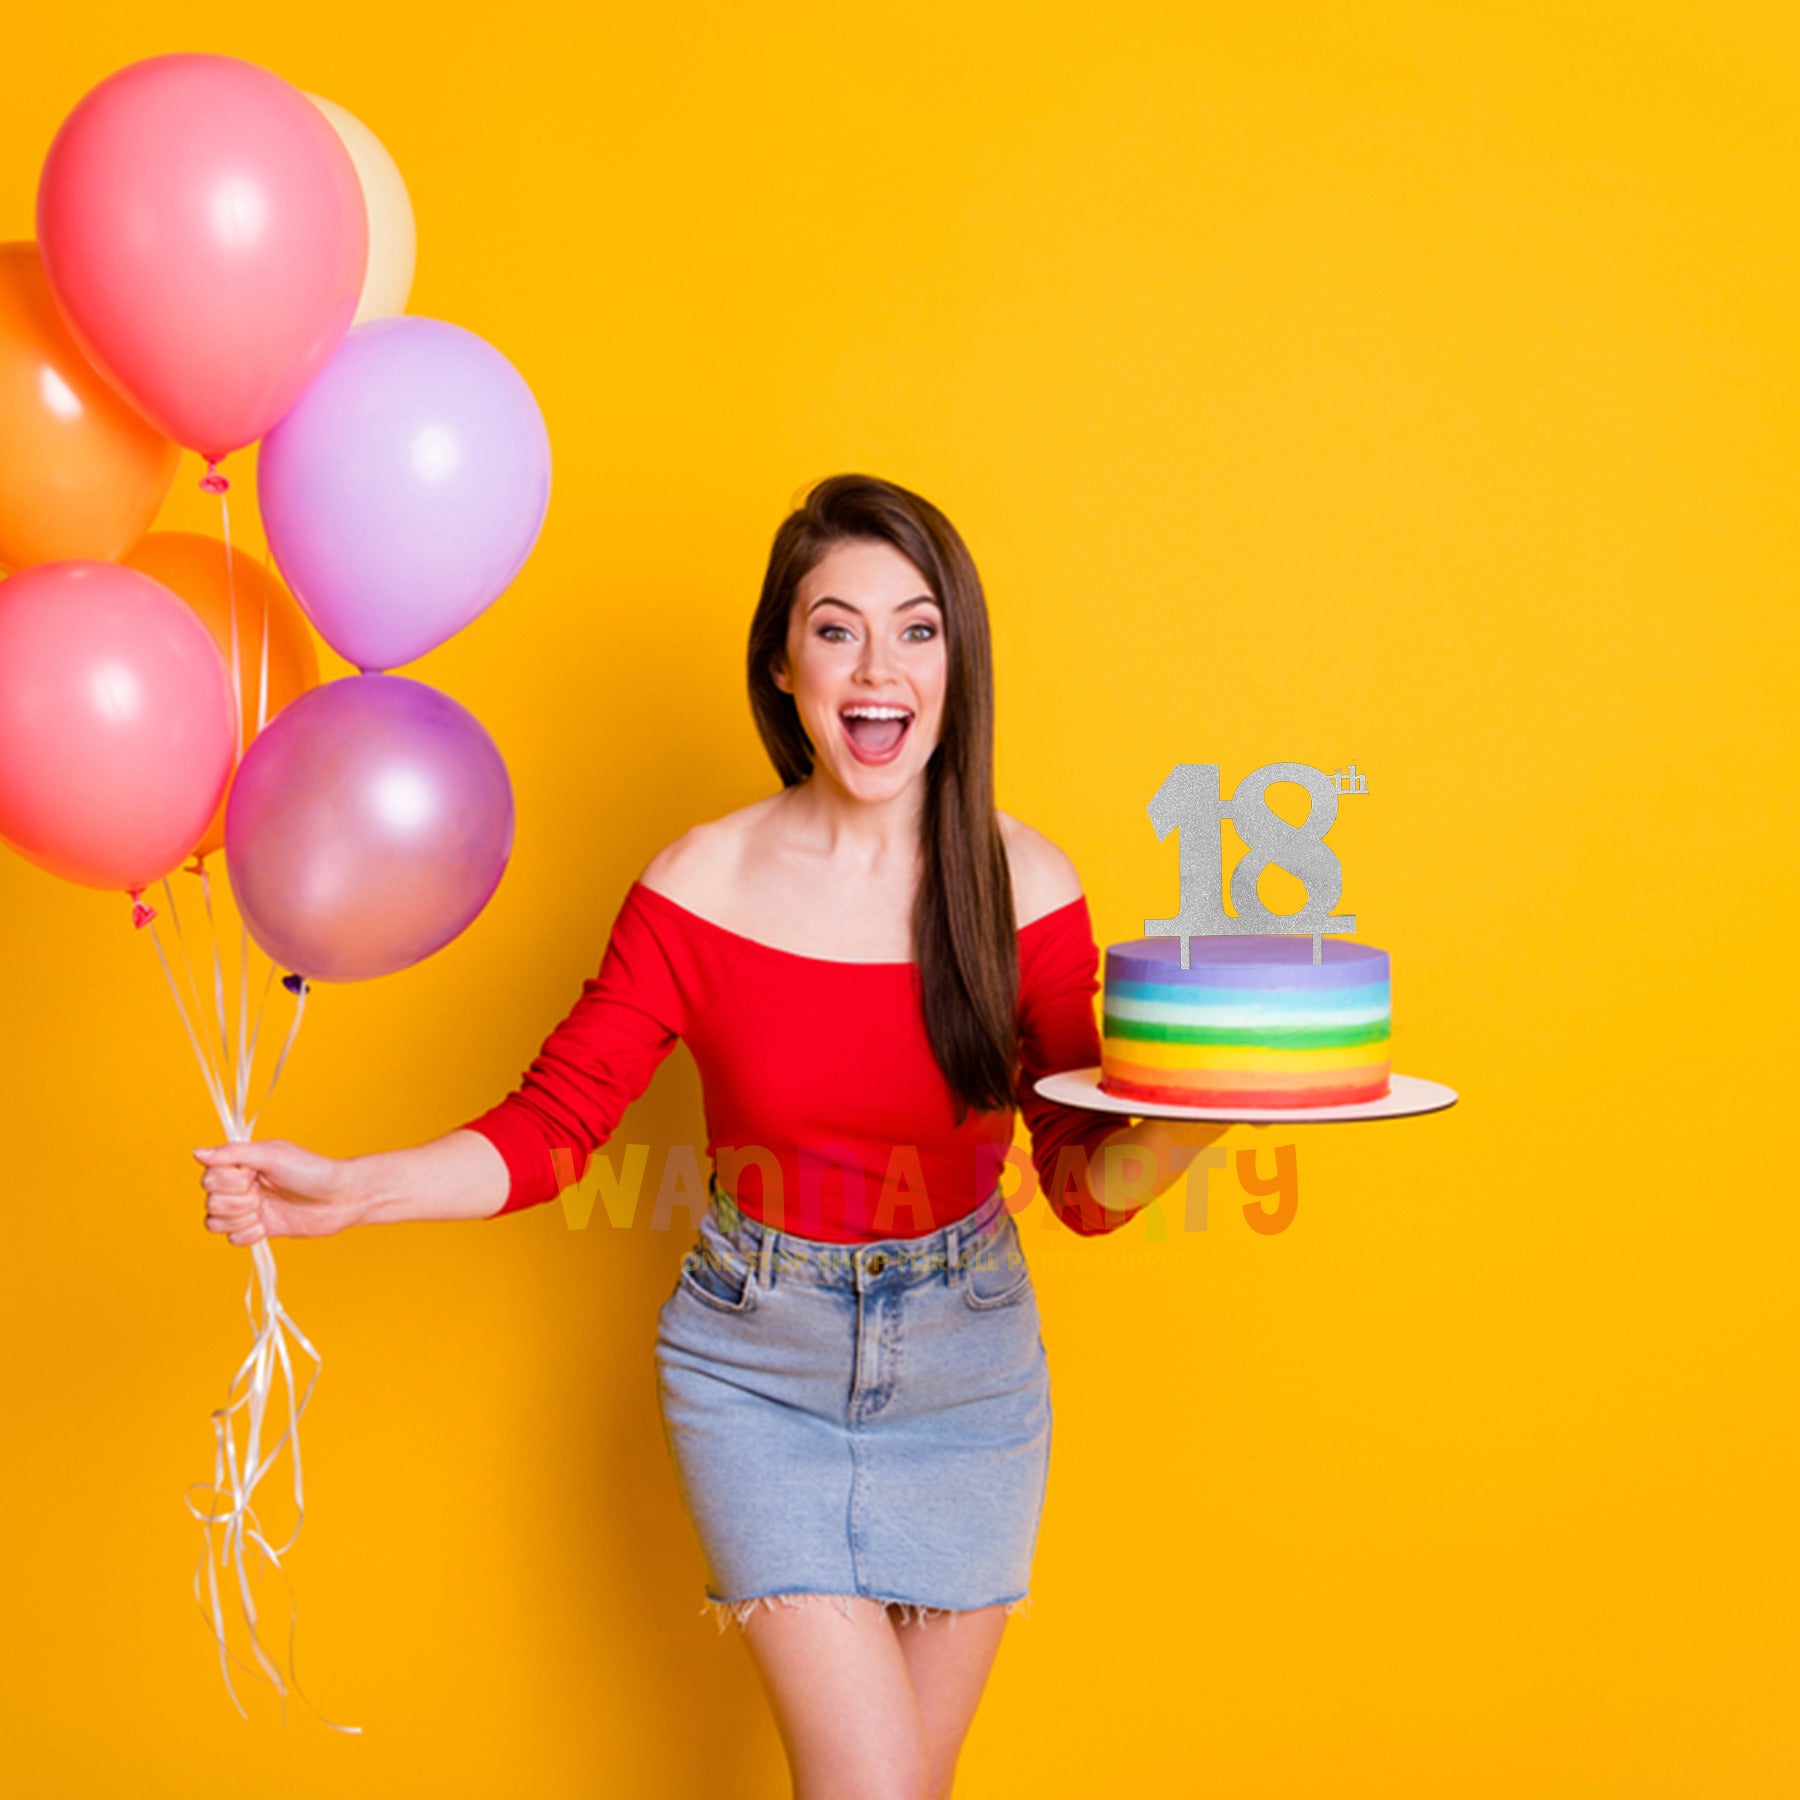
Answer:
[{"xmin": 653, "ymin": 1179, "xmax": 1051, "ymax": 1631}]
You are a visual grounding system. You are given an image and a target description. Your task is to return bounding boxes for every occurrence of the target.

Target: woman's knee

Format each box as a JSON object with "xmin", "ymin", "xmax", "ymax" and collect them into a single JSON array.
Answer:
[
  {"xmin": 791, "ymin": 1719, "xmax": 930, "ymax": 1800},
  {"xmin": 798, "ymin": 1742, "xmax": 931, "ymax": 1800}
]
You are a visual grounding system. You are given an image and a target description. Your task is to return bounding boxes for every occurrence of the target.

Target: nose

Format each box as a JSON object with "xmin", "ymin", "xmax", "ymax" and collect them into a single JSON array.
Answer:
[{"xmin": 854, "ymin": 633, "xmax": 894, "ymax": 685}]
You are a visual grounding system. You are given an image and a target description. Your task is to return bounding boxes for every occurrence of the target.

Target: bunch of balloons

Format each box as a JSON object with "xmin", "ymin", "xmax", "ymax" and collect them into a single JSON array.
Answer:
[
  {"xmin": 0, "ymin": 50, "xmax": 549, "ymax": 983},
  {"xmin": 0, "ymin": 53, "xmax": 553, "ymax": 1732}
]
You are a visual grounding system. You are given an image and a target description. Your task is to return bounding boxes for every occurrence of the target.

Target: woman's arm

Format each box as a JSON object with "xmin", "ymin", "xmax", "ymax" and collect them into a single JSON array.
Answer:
[
  {"xmin": 197, "ymin": 876, "xmax": 703, "ymax": 1245},
  {"xmin": 355, "ymin": 1130, "xmax": 513, "ymax": 1224},
  {"xmin": 1081, "ymin": 1117, "xmax": 1230, "ymax": 1210},
  {"xmin": 196, "ymin": 1128, "xmax": 512, "ymax": 1246}
]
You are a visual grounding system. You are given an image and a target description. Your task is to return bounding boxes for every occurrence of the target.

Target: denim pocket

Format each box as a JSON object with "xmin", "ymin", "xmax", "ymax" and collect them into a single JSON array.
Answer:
[
  {"xmin": 961, "ymin": 1218, "xmax": 1033, "ymax": 1311},
  {"xmin": 677, "ymin": 1241, "xmax": 759, "ymax": 1315}
]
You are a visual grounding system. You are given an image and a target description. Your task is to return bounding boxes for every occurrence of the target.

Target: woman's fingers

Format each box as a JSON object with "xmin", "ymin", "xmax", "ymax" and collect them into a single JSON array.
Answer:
[
  {"xmin": 208, "ymin": 1200, "xmax": 267, "ymax": 1245},
  {"xmin": 196, "ymin": 1149, "xmax": 281, "ymax": 1248},
  {"xmin": 205, "ymin": 1180, "xmax": 259, "ymax": 1230},
  {"xmin": 195, "ymin": 1141, "xmax": 350, "ymax": 1247}
]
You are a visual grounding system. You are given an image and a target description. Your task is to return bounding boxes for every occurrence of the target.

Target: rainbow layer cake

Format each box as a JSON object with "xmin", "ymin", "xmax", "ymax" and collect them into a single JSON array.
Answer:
[{"xmin": 1101, "ymin": 937, "xmax": 1391, "ymax": 1108}]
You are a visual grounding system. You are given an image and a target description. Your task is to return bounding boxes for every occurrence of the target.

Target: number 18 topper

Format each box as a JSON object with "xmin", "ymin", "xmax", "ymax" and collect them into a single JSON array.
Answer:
[{"xmin": 1145, "ymin": 763, "xmax": 1368, "ymax": 967}]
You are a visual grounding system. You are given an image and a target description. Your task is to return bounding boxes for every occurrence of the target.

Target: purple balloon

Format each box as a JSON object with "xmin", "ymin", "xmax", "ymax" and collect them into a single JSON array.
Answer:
[
  {"xmin": 225, "ymin": 674, "xmax": 513, "ymax": 982},
  {"xmin": 259, "ymin": 316, "xmax": 551, "ymax": 672}
]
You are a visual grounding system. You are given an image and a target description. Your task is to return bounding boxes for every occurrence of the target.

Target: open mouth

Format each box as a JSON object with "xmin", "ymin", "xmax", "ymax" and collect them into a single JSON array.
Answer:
[{"xmin": 838, "ymin": 704, "xmax": 914, "ymax": 765}]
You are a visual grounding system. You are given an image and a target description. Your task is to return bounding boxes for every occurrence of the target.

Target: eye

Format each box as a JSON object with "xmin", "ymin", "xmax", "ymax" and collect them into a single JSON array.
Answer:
[
  {"xmin": 902, "ymin": 621, "xmax": 938, "ymax": 642},
  {"xmin": 816, "ymin": 622, "xmax": 854, "ymax": 643}
]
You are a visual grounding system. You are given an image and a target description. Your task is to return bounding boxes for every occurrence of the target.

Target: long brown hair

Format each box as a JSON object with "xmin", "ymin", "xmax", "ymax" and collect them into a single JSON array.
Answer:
[{"xmin": 746, "ymin": 474, "xmax": 1018, "ymax": 1119}]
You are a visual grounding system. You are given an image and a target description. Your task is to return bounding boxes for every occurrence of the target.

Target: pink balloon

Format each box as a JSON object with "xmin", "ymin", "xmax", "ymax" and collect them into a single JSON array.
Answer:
[
  {"xmin": 0, "ymin": 563, "xmax": 236, "ymax": 891},
  {"xmin": 225, "ymin": 675, "xmax": 513, "ymax": 982},
  {"xmin": 37, "ymin": 54, "xmax": 367, "ymax": 464}
]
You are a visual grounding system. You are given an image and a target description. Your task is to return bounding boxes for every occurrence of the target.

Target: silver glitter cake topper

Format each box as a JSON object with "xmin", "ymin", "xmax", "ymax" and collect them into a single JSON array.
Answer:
[{"xmin": 1145, "ymin": 762, "xmax": 1366, "ymax": 967}]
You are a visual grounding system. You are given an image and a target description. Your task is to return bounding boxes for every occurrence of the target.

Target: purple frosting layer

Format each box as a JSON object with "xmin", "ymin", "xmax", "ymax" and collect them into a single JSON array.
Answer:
[{"xmin": 1107, "ymin": 936, "xmax": 1388, "ymax": 991}]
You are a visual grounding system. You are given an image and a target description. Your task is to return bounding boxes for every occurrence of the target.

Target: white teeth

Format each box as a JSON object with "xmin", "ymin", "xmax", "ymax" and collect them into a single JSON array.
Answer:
[{"xmin": 841, "ymin": 706, "xmax": 912, "ymax": 719}]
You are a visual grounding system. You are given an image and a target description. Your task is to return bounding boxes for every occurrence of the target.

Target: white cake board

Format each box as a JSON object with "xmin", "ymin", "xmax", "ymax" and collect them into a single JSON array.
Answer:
[{"xmin": 1033, "ymin": 1068, "xmax": 1458, "ymax": 1125}]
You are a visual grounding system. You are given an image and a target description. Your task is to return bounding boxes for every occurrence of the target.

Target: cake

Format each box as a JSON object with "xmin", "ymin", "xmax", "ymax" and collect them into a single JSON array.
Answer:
[{"xmin": 1100, "ymin": 936, "xmax": 1391, "ymax": 1108}]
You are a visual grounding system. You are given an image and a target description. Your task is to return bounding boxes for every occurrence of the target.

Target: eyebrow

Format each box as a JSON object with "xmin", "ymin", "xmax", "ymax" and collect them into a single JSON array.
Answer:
[{"xmin": 805, "ymin": 594, "xmax": 941, "ymax": 618}]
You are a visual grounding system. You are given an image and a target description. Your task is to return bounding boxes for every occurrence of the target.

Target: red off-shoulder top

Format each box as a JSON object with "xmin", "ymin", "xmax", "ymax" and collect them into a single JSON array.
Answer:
[{"xmin": 460, "ymin": 880, "xmax": 1135, "ymax": 1241}]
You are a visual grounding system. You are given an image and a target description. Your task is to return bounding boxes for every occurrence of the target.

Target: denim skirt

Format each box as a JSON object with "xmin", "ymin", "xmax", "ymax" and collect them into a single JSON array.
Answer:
[{"xmin": 653, "ymin": 1179, "xmax": 1052, "ymax": 1629}]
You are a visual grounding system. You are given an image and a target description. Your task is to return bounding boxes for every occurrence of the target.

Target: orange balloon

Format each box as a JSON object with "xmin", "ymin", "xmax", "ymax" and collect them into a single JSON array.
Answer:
[
  {"xmin": 125, "ymin": 532, "xmax": 321, "ymax": 861},
  {"xmin": 0, "ymin": 241, "xmax": 178, "ymax": 569}
]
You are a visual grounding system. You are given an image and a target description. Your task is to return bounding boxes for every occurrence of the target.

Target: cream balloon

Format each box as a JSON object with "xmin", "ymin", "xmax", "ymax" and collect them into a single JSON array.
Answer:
[{"xmin": 304, "ymin": 94, "xmax": 416, "ymax": 323}]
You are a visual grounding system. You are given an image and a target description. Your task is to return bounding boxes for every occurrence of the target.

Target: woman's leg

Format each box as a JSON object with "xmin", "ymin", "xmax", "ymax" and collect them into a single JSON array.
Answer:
[
  {"xmin": 740, "ymin": 1597, "xmax": 932, "ymax": 1800},
  {"xmin": 890, "ymin": 1605, "xmax": 1009, "ymax": 1800}
]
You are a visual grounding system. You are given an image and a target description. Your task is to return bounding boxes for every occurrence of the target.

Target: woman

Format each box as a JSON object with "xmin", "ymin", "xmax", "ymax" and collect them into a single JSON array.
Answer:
[{"xmin": 196, "ymin": 474, "xmax": 1224, "ymax": 1800}]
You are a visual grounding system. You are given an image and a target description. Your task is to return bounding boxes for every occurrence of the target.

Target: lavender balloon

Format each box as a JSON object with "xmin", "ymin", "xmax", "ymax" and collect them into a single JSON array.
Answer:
[
  {"xmin": 259, "ymin": 317, "xmax": 551, "ymax": 672},
  {"xmin": 225, "ymin": 675, "xmax": 513, "ymax": 982}
]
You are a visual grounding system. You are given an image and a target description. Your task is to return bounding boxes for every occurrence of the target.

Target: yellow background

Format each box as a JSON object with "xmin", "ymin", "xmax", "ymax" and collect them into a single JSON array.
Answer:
[{"xmin": 3, "ymin": 4, "xmax": 1795, "ymax": 1793}]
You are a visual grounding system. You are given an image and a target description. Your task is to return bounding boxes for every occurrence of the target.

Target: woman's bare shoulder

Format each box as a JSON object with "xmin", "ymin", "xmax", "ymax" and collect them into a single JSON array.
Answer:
[
  {"xmin": 998, "ymin": 811, "xmax": 1084, "ymax": 927},
  {"xmin": 638, "ymin": 795, "xmax": 785, "ymax": 914}
]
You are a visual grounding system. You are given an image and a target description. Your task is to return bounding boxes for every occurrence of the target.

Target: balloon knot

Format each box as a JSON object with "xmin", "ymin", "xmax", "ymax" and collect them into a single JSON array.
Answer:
[
  {"xmin": 130, "ymin": 895, "xmax": 158, "ymax": 930},
  {"xmin": 200, "ymin": 464, "xmax": 230, "ymax": 495},
  {"xmin": 282, "ymin": 973, "xmax": 309, "ymax": 996},
  {"xmin": 184, "ymin": 855, "xmax": 207, "ymax": 876}
]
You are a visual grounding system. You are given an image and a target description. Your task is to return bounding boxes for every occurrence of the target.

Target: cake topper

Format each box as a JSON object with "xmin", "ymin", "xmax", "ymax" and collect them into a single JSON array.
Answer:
[{"xmin": 1145, "ymin": 762, "xmax": 1365, "ymax": 967}]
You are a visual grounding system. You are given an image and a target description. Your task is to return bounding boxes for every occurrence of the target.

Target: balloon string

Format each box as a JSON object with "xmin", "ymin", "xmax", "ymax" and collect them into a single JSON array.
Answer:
[
  {"xmin": 147, "ymin": 921, "xmax": 230, "ymax": 1126},
  {"xmin": 237, "ymin": 919, "xmax": 252, "ymax": 1126},
  {"xmin": 256, "ymin": 542, "xmax": 271, "ymax": 738},
  {"xmin": 250, "ymin": 978, "xmax": 309, "ymax": 1136},
  {"xmin": 240, "ymin": 960, "xmax": 278, "ymax": 1128},
  {"xmin": 152, "ymin": 885, "xmax": 232, "ymax": 1115},
  {"xmin": 187, "ymin": 867, "xmax": 235, "ymax": 1095},
  {"xmin": 155, "ymin": 879, "xmax": 209, "ymax": 1069},
  {"xmin": 196, "ymin": 863, "xmax": 252, "ymax": 1126},
  {"xmin": 218, "ymin": 486, "xmax": 244, "ymax": 766},
  {"xmin": 183, "ymin": 1240, "xmax": 357, "ymax": 1735},
  {"xmin": 142, "ymin": 915, "xmax": 356, "ymax": 1733}
]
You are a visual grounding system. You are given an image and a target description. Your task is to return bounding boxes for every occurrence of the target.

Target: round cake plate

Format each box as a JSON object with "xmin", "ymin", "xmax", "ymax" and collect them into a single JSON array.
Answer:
[{"xmin": 1033, "ymin": 1068, "xmax": 1458, "ymax": 1125}]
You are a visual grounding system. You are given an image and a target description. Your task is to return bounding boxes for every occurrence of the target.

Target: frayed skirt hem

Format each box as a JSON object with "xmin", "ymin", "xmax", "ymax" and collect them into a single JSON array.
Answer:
[{"xmin": 700, "ymin": 1589, "xmax": 1035, "ymax": 1634}]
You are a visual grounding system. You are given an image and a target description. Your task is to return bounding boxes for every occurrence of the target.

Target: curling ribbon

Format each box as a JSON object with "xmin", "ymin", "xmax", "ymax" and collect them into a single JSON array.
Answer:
[
  {"xmin": 143, "ymin": 881, "xmax": 357, "ymax": 1733},
  {"xmin": 182, "ymin": 1223, "xmax": 360, "ymax": 1733}
]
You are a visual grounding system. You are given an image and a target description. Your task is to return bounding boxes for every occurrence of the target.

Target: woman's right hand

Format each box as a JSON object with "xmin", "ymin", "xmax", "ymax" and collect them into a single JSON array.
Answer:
[{"xmin": 195, "ymin": 1140, "xmax": 367, "ymax": 1247}]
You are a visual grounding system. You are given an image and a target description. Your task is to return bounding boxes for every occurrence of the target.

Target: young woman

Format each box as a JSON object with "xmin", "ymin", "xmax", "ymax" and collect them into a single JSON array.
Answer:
[{"xmin": 196, "ymin": 474, "xmax": 1225, "ymax": 1800}]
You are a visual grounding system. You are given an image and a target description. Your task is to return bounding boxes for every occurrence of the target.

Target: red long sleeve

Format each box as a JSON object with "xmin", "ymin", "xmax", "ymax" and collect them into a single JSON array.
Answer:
[
  {"xmin": 459, "ymin": 885, "xmax": 699, "ymax": 1213},
  {"xmin": 461, "ymin": 881, "xmax": 1139, "ymax": 1239},
  {"xmin": 1015, "ymin": 896, "xmax": 1146, "ymax": 1236}
]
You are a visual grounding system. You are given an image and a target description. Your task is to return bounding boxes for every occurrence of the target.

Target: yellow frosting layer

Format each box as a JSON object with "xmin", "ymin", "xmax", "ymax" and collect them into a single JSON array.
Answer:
[{"xmin": 1101, "ymin": 1035, "xmax": 1392, "ymax": 1072}]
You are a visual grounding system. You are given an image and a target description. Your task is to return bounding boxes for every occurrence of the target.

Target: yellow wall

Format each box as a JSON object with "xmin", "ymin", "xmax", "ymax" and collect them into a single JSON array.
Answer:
[{"xmin": 3, "ymin": 4, "xmax": 1795, "ymax": 1793}]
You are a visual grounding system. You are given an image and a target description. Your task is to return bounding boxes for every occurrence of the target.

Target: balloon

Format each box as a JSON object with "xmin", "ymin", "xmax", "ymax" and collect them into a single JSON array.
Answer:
[
  {"xmin": 125, "ymin": 533, "xmax": 322, "ymax": 861},
  {"xmin": 0, "ymin": 243, "xmax": 178, "ymax": 570},
  {"xmin": 225, "ymin": 675, "xmax": 513, "ymax": 981},
  {"xmin": 37, "ymin": 53, "xmax": 367, "ymax": 464},
  {"xmin": 305, "ymin": 95, "xmax": 415, "ymax": 325},
  {"xmin": 259, "ymin": 317, "xmax": 550, "ymax": 672},
  {"xmin": 0, "ymin": 563, "xmax": 235, "ymax": 891}
]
